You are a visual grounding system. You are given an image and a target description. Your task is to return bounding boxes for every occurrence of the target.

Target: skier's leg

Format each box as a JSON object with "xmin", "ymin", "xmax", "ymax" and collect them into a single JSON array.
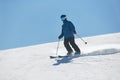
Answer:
[
  {"xmin": 64, "ymin": 38, "xmax": 73, "ymax": 54},
  {"xmin": 69, "ymin": 37, "xmax": 81, "ymax": 53}
]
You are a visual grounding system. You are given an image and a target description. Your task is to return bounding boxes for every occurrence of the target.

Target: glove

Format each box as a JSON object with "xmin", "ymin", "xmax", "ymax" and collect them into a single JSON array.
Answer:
[
  {"xmin": 73, "ymin": 31, "xmax": 77, "ymax": 34},
  {"xmin": 58, "ymin": 36, "xmax": 62, "ymax": 39}
]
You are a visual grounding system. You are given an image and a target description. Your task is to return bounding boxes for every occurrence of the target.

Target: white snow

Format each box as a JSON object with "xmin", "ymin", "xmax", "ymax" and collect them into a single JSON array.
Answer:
[{"xmin": 0, "ymin": 32, "xmax": 120, "ymax": 80}]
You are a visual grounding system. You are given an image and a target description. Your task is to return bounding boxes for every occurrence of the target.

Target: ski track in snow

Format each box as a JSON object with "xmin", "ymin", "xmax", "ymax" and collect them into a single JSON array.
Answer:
[{"xmin": 0, "ymin": 33, "xmax": 120, "ymax": 80}]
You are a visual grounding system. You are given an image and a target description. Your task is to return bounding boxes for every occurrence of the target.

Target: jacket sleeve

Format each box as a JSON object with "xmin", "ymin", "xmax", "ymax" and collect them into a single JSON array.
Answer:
[{"xmin": 69, "ymin": 21, "xmax": 76, "ymax": 33}]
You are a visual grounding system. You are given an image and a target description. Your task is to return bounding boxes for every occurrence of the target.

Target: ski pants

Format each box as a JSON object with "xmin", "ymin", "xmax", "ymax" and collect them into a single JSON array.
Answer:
[{"xmin": 64, "ymin": 37, "xmax": 80, "ymax": 53}]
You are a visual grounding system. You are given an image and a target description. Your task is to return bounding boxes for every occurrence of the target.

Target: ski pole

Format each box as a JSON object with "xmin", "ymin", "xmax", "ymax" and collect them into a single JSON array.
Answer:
[
  {"xmin": 76, "ymin": 34, "xmax": 87, "ymax": 44},
  {"xmin": 56, "ymin": 39, "xmax": 60, "ymax": 56}
]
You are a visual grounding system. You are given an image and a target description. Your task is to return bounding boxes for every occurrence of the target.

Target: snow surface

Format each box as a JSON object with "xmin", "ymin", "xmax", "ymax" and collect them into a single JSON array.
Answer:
[{"xmin": 0, "ymin": 32, "xmax": 120, "ymax": 80}]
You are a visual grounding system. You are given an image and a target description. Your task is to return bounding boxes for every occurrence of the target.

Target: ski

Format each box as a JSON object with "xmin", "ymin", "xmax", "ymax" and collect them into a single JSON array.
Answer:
[
  {"xmin": 50, "ymin": 55, "xmax": 80, "ymax": 59},
  {"xmin": 50, "ymin": 55, "xmax": 68, "ymax": 59},
  {"xmin": 50, "ymin": 56, "xmax": 58, "ymax": 59}
]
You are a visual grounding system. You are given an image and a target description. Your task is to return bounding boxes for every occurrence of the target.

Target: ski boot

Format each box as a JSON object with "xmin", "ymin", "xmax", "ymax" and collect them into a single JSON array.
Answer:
[
  {"xmin": 66, "ymin": 51, "xmax": 73, "ymax": 57},
  {"xmin": 74, "ymin": 52, "xmax": 81, "ymax": 56}
]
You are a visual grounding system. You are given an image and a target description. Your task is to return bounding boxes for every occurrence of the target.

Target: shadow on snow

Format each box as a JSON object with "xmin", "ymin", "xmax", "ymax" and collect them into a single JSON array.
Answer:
[{"xmin": 53, "ymin": 48, "xmax": 120, "ymax": 66}]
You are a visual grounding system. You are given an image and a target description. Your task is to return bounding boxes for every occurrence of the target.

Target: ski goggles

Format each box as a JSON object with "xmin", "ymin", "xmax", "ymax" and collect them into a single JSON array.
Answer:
[{"xmin": 61, "ymin": 17, "xmax": 66, "ymax": 21}]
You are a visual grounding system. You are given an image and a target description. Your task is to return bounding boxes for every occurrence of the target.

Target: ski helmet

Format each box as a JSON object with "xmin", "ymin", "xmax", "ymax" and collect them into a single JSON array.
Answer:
[{"xmin": 60, "ymin": 15, "xmax": 66, "ymax": 21}]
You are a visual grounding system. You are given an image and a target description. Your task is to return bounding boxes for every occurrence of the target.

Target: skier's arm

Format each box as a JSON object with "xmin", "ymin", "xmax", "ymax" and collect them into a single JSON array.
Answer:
[{"xmin": 69, "ymin": 22, "xmax": 76, "ymax": 34}]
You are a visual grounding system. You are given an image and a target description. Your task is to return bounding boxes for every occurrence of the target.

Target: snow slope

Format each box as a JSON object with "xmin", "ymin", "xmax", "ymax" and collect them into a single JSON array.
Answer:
[{"xmin": 0, "ymin": 32, "xmax": 120, "ymax": 80}]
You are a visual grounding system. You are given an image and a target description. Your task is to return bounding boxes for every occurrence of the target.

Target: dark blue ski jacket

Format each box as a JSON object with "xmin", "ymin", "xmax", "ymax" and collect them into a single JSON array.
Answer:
[{"xmin": 59, "ymin": 20, "xmax": 76, "ymax": 38}]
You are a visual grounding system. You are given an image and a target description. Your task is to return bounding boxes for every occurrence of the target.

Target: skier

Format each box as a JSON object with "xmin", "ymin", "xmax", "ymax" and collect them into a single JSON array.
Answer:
[{"xmin": 58, "ymin": 15, "xmax": 81, "ymax": 56}]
